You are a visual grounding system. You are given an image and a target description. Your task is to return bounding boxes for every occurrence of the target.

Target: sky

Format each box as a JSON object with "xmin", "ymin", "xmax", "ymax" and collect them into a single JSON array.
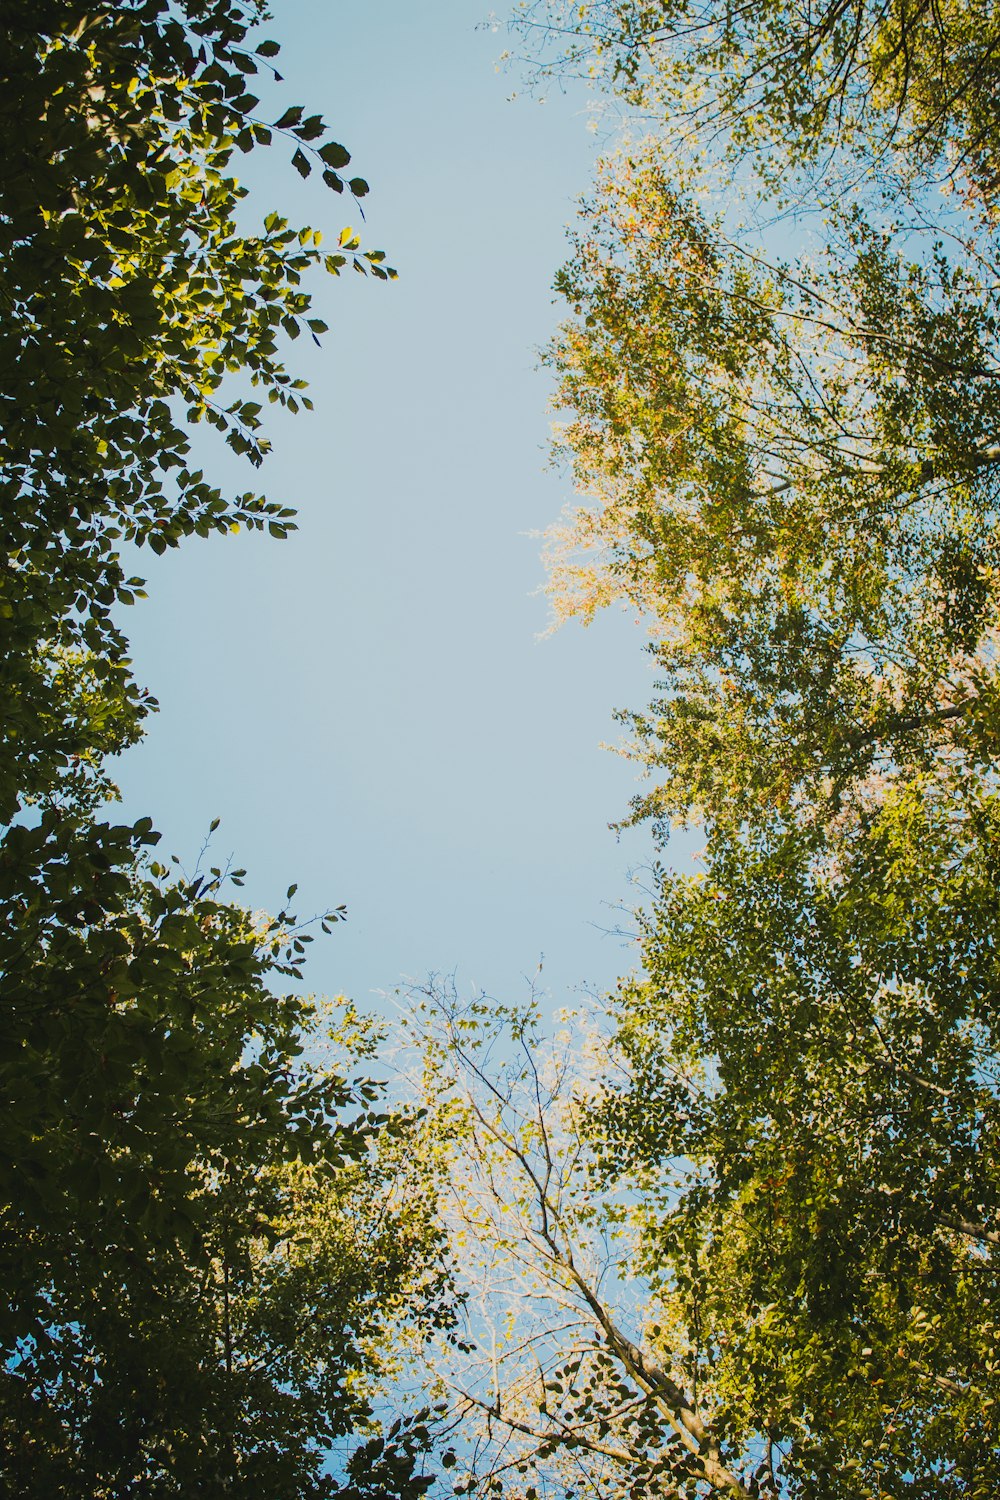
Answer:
[{"xmin": 112, "ymin": 0, "xmax": 681, "ymax": 1013}]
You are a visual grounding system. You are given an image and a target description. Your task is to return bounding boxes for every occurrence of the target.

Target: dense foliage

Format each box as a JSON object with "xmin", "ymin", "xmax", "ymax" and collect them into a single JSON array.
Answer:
[
  {"xmin": 416, "ymin": 3, "xmax": 1000, "ymax": 1497},
  {"xmin": 9, "ymin": 1, "xmax": 1000, "ymax": 1493},
  {"xmin": 542, "ymin": 146, "xmax": 1000, "ymax": 834},
  {"xmin": 0, "ymin": 0, "xmax": 388, "ymax": 822},
  {"xmin": 0, "ymin": 4, "xmax": 448, "ymax": 1495}
]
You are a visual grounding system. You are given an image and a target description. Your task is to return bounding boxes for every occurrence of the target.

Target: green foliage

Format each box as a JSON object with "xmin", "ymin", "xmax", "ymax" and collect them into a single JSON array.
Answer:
[
  {"xmin": 527, "ymin": 3, "xmax": 1000, "ymax": 836},
  {"xmin": 546, "ymin": 153, "xmax": 1000, "ymax": 833},
  {"xmin": 0, "ymin": 0, "xmax": 395, "ymax": 820},
  {"xmin": 517, "ymin": 0, "xmax": 1000, "ymax": 204},
  {"xmin": 417, "ymin": 3, "xmax": 1000, "ymax": 1496},
  {"xmin": 0, "ymin": 824, "xmax": 453, "ymax": 1496},
  {"xmin": 2, "ymin": 935, "xmax": 451, "ymax": 1494},
  {"xmin": 598, "ymin": 772, "xmax": 1000, "ymax": 1496},
  {"xmin": 0, "ymin": 812, "xmax": 348, "ymax": 1303},
  {"xmin": 0, "ymin": 4, "xmax": 448, "ymax": 1495},
  {"xmin": 416, "ymin": 782, "xmax": 1000, "ymax": 1495}
]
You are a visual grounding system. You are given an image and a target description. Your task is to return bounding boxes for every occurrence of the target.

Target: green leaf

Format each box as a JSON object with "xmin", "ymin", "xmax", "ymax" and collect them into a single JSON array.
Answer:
[
  {"xmin": 295, "ymin": 114, "xmax": 325, "ymax": 142},
  {"xmin": 319, "ymin": 140, "xmax": 351, "ymax": 169}
]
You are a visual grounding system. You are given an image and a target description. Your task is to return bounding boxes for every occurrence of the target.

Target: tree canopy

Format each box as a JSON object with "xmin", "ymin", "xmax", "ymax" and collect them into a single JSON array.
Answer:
[
  {"xmin": 0, "ymin": 0, "xmax": 389, "ymax": 823},
  {"xmin": 410, "ymin": 4, "xmax": 1000, "ymax": 1497},
  {"xmin": 517, "ymin": 0, "xmax": 1000, "ymax": 203},
  {"xmin": 545, "ymin": 154, "xmax": 1000, "ymax": 832},
  {"xmin": 529, "ymin": 0, "xmax": 1000, "ymax": 836},
  {"xmin": 8, "ymin": 1, "xmax": 1000, "ymax": 1493},
  {"xmin": 0, "ymin": 4, "xmax": 449, "ymax": 1495}
]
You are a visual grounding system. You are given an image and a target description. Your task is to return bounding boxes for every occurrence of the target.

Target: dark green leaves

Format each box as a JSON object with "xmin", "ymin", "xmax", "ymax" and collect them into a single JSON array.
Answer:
[
  {"xmin": 297, "ymin": 113, "xmax": 325, "ymax": 142},
  {"xmin": 320, "ymin": 140, "xmax": 352, "ymax": 169},
  {"xmin": 274, "ymin": 104, "xmax": 304, "ymax": 129},
  {"xmin": 0, "ymin": 4, "xmax": 426, "ymax": 1495}
]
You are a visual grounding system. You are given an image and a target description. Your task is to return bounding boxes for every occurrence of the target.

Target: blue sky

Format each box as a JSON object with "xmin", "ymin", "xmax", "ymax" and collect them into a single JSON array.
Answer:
[{"xmin": 113, "ymin": 0, "xmax": 677, "ymax": 1010}]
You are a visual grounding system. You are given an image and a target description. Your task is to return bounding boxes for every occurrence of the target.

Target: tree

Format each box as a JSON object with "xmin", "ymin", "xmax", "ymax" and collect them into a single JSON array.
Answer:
[
  {"xmin": 407, "ymin": 4, "xmax": 1000, "ymax": 1496},
  {"xmin": 544, "ymin": 152, "xmax": 1000, "ymax": 833},
  {"xmin": 0, "ymin": 0, "xmax": 390, "ymax": 822},
  {"xmin": 3, "ymin": 926, "xmax": 454, "ymax": 1494},
  {"xmin": 0, "ymin": 5, "xmax": 449, "ymax": 1493},
  {"xmin": 515, "ymin": 0, "xmax": 1000, "ymax": 206},
  {"xmin": 0, "ymin": 815, "xmax": 457, "ymax": 1495},
  {"xmin": 596, "ymin": 778, "xmax": 1000, "ymax": 1498},
  {"xmin": 412, "ymin": 782, "xmax": 1000, "ymax": 1495},
  {"xmin": 515, "ymin": 0, "xmax": 1000, "ymax": 835},
  {"xmin": 409, "ymin": 987, "xmax": 768, "ymax": 1500}
]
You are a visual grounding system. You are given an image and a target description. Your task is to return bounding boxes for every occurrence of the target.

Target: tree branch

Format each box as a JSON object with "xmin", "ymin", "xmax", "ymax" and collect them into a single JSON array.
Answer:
[{"xmin": 941, "ymin": 1213, "xmax": 1000, "ymax": 1249}]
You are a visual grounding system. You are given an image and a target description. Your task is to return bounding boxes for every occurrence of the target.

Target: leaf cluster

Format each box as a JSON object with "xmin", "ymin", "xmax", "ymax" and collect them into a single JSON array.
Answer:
[
  {"xmin": 422, "ymin": 3, "xmax": 1000, "ymax": 1496},
  {"xmin": 0, "ymin": 5, "xmax": 450, "ymax": 1495}
]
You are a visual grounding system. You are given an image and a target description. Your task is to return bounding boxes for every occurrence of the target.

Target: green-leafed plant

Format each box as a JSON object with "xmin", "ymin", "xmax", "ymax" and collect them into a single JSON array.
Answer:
[
  {"xmin": 412, "ymin": 4, "xmax": 1000, "ymax": 1496},
  {"xmin": 0, "ymin": 5, "xmax": 454, "ymax": 1494}
]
